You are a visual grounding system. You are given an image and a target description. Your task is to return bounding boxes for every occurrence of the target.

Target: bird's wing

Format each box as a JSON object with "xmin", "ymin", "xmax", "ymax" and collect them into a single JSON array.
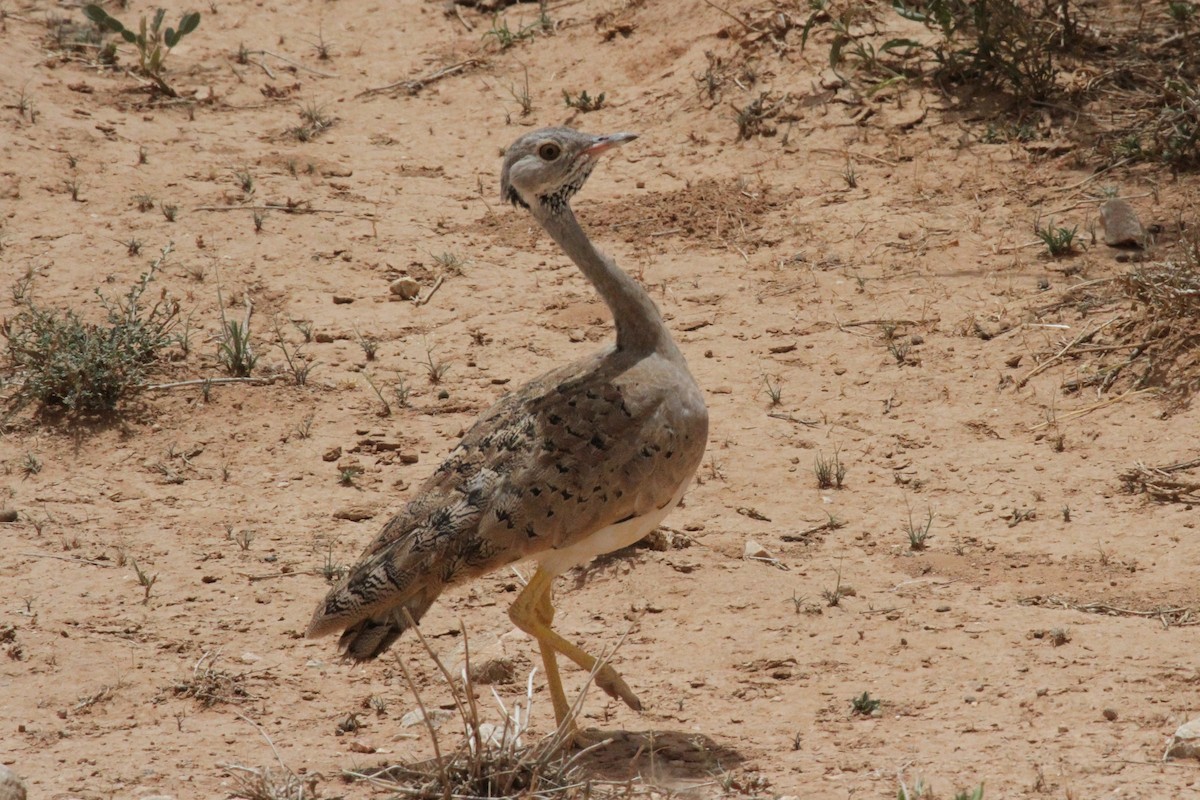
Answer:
[{"xmin": 307, "ymin": 349, "xmax": 705, "ymax": 659}]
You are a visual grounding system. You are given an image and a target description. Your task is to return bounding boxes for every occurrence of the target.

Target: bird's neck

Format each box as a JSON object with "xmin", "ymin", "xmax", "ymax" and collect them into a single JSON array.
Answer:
[{"xmin": 539, "ymin": 205, "xmax": 672, "ymax": 356}]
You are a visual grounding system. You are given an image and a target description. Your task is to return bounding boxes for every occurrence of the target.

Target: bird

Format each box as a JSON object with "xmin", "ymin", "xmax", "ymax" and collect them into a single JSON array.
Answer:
[{"xmin": 307, "ymin": 127, "xmax": 709, "ymax": 740}]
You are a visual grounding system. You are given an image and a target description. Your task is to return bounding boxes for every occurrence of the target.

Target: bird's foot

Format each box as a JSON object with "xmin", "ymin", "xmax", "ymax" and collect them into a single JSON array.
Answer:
[
  {"xmin": 560, "ymin": 724, "xmax": 612, "ymax": 751},
  {"xmin": 594, "ymin": 664, "xmax": 642, "ymax": 711}
]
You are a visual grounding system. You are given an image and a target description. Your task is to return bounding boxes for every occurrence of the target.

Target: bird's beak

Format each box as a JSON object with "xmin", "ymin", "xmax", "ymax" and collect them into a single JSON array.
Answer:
[{"xmin": 584, "ymin": 132, "xmax": 638, "ymax": 157}]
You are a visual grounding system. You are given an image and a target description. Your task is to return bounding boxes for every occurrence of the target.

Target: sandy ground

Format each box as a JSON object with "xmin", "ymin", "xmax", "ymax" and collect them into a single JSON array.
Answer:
[{"xmin": 2, "ymin": 0, "xmax": 1200, "ymax": 797}]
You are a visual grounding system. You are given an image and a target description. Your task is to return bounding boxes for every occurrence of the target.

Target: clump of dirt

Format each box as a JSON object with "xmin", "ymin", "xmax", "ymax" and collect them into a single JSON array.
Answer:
[
  {"xmin": 591, "ymin": 178, "xmax": 787, "ymax": 249},
  {"xmin": 474, "ymin": 178, "xmax": 785, "ymax": 251}
]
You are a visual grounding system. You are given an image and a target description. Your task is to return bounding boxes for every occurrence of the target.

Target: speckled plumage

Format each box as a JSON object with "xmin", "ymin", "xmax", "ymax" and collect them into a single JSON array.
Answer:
[{"xmin": 308, "ymin": 129, "xmax": 708, "ymax": 675}]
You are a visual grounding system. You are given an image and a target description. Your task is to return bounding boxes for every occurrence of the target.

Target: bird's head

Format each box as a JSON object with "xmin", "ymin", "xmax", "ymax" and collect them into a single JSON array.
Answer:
[{"xmin": 500, "ymin": 127, "xmax": 637, "ymax": 215}]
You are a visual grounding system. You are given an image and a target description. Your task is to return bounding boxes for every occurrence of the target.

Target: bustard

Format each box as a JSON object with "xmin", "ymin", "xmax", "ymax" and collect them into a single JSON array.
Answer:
[{"xmin": 308, "ymin": 127, "xmax": 709, "ymax": 738}]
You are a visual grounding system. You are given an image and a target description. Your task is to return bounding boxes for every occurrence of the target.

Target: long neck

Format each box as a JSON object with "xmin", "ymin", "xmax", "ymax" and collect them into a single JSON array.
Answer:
[{"xmin": 538, "ymin": 205, "xmax": 670, "ymax": 356}]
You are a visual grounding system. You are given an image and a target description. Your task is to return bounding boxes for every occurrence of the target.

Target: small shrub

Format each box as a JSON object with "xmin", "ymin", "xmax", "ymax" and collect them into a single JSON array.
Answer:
[
  {"xmin": 563, "ymin": 89, "xmax": 606, "ymax": 112},
  {"xmin": 2, "ymin": 257, "xmax": 178, "ymax": 417},
  {"xmin": 851, "ymin": 691, "xmax": 880, "ymax": 716},
  {"xmin": 83, "ymin": 5, "xmax": 200, "ymax": 97}
]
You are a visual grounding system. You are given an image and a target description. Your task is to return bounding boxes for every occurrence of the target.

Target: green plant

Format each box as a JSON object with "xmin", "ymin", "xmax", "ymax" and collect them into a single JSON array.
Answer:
[
  {"xmin": 320, "ymin": 544, "xmax": 346, "ymax": 582},
  {"xmin": 851, "ymin": 691, "xmax": 880, "ymax": 716},
  {"xmin": 234, "ymin": 168, "xmax": 254, "ymax": 194},
  {"xmin": 21, "ymin": 452, "xmax": 42, "ymax": 477},
  {"xmin": 161, "ymin": 202, "xmax": 178, "ymax": 222},
  {"xmin": 338, "ymin": 466, "xmax": 361, "ymax": 486},
  {"xmin": 131, "ymin": 558, "xmax": 157, "ymax": 604},
  {"xmin": 361, "ymin": 371, "xmax": 391, "ymax": 417},
  {"xmin": 1168, "ymin": 1, "xmax": 1197, "ymax": 24},
  {"xmin": 229, "ymin": 528, "xmax": 253, "ymax": 551},
  {"xmin": 508, "ymin": 68, "xmax": 534, "ymax": 118},
  {"xmin": 800, "ymin": 0, "xmax": 917, "ymax": 89},
  {"xmin": 354, "ymin": 327, "xmax": 379, "ymax": 361},
  {"xmin": 421, "ymin": 338, "xmax": 450, "ymax": 384},
  {"xmin": 294, "ymin": 413, "xmax": 314, "ymax": 439},
  {"xmin": 432, "ymin": 250, "xmax": 466, "ymax": 275},
  {"xmin": 1036, "ymin": 219, "xmax": 1078, "ymax": 256},
  {"xmin": 762, "ymin": 373, "xmax": 783, "ymax": 406},
  {"xmin": 290, "ymin": 100, "xmax": 335, "ymax": 141},
  {"xmin": 393, "ymin": 374, "xmax": 411, "ymax": 408},
  {"xmin": 888, "ymin": 337, "xmax": 913, "ymax": 365},
  {"xmin": 216, "ymin": 293, "xmax": 256, "ymax": 377},
  {"xmin": 83, "ymin": 5, "xmax": 201, "ymax": 97},
  {"xmin": 125, "ymin": 238, "xmax": 142, "ymax": 256},
  {"xmin": 953, "ymin": 784, "xmax": 985, "ymax": 800},
  {"xmin": 563, "ymin": 89, "xmax": 606, "ymax": 112},
  {"xmin": 273, "ymin": 320, "xmax": 316, "ymax": 386},
  {"xmin": 483, "ymin": 14, "xmax": 536, "ymax": 51},
  {"xmin": 135, "ymin": 193, "xmax": 155, "ymax": 212},
  {"xmin": 1150, "ymin": 78, "xmax": 1200, "ymax": 168},
  {"xmin": 2, "ymin": 247, "xmax": 179, "ymax": 417},
  {"xmin": 906, "ymin": 506, "xmax": 934, "ymax": 550},
  {"xmin": 814, "ymin": 447, "xmax": 846, "ymax": 489}
]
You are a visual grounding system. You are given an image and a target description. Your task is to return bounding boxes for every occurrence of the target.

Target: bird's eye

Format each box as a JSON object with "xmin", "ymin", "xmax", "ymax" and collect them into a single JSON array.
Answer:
[{"xmin": 538, "ymin": 142, "xmax": 561, "ymax": 161}]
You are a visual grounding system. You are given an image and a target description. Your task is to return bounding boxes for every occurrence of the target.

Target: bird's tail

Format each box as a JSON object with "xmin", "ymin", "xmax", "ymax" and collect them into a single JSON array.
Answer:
[{"xmin": 317, "ymin": 581, "xmax": 443, "ymax": 662}]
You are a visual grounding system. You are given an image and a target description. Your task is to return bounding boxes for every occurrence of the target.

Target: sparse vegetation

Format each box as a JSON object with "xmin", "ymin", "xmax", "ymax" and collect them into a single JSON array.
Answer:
[
  {"xmin": 2, "ymin": 249, "xmax": 179, "ymax": 418},
  {"xmin": 814, "ymin": 447, "xmax": 846, "ymax": 489},
  {"xmin": 217, "ymin": 293, "xmax": 256, "ymax": 377},
  {"xmin": 290, "ymin": 100, "xmax": 335, "ymax": 141},
  {"xmin": 131, "ymin": 558, "xmax": 157, "ymax": 603},
  {"xmin": 83, "ymin": 5, "xmax": 201, "ymax": 97},
  {"xmin": 1036, "ymin": 219, "xmax": 1079, "ymax": 257},
  {"xmin": 906, "ymin": 506, "xmax": 934, "ymax": 551},
  {"xmin": 421, "ymin": 338, "xmax": 451, "ymax": 384},
  {"xmin": 563, "ymin": 89, "xmax": 605, "ymax": 112},
  {"xmin": 851, "ymin": 691, "xmax": 880, "ymax": 716}
]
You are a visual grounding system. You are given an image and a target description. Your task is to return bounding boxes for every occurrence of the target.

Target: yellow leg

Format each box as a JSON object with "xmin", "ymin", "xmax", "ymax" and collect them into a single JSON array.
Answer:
[
  {"xmin": 508, "ymin": 567, "xmax": 642, "ymax": 732},
  {"xmin": 531, "ymin": 580, "xmax": 573, "ymax": 729}
]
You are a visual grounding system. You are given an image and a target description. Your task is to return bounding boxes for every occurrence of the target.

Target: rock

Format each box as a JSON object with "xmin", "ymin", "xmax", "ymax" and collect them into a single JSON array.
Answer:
[
  {"xmin": 474, "ymin": 721, "xmax": 522, "ymax": 752},
  {"xmin": 743, "ymin": 539, "xmax": 779, "ymax": 564},
  {"xmin": 1103, "ymin": 707, "xmax": 1118, "ymax": 721},
  {"xmin": 400, "ymin": 708, "xmax": 452, "ymax": 729},
  {"xmin": 1100, "ymin": 198, "xmax": 1145, "ymax": 248},
  {"xmin": 0, "ymin": 766, "xmax": 26, "ymax": 800},
  {"xmin": 314, "ymin": 331, "xmax": 336, "ymax": 343},
  {"xmin": 390, "ymin": 277, "xmax": 421, "ymax": 300},
  {"xmin": 0, "ymin": 509, "xmax": 17, "ymax": 523},
  {"xmin": 334, "ymin": 504, "xmax": 377, "ymax": 522},
  {"xmin": 332, "ymin": 295, "xmax": 355, "ymax": 304},
  {"xmin": 348, "ymin": 740, "xmax": 376, "ymax": 754},
  {"xmin": 322, "ymin": 446, "xmax": 342, "ymax": 462},
  {"xmin": 1165, "ymin": 718, "xmax": 1200, "ymax": 760}
]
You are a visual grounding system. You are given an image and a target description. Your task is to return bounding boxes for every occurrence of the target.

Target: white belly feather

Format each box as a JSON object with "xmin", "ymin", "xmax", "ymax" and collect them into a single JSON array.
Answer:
[{"xmin": 533, "ymin": 480, "xmax": 690, "ymax": 576}]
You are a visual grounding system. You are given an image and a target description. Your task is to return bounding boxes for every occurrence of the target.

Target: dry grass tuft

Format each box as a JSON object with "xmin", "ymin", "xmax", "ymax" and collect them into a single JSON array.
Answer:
[
  {"xmin": 170, "ymin": 650, "xmax": 253, "ymax": 707},
  {"xmin": 345, "ymin": 618, "xmax": 648, "ymax": 800}
]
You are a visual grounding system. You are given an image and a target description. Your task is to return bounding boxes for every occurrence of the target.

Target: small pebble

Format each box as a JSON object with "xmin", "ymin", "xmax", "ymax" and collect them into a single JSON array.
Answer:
[
  {"xmin": 1103, "ymin": 708, "xmax": 1118, "ymax": 721},
  {"xmin": 332, "ymin": 295, "xmax": 355, "ymax": 304},
  {"xmin": 0, "ymin": 509, "xmax": 18, "ymax": 523}
]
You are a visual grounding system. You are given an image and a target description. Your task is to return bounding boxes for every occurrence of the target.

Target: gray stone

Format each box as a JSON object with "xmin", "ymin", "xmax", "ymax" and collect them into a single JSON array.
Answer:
[{"xmin": 1100, "ymin": 198, "xmax": 1145, "ymax": 248}]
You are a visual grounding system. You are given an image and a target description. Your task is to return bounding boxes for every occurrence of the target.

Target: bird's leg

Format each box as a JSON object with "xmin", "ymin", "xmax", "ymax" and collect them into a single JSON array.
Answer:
[
  {"xmin": 508, "ymin": 567, "xmax": 642, "ymax": 718},
  {"xmin": 532, "ymin": 579, "xmax": 574, "ymax": 731}
]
